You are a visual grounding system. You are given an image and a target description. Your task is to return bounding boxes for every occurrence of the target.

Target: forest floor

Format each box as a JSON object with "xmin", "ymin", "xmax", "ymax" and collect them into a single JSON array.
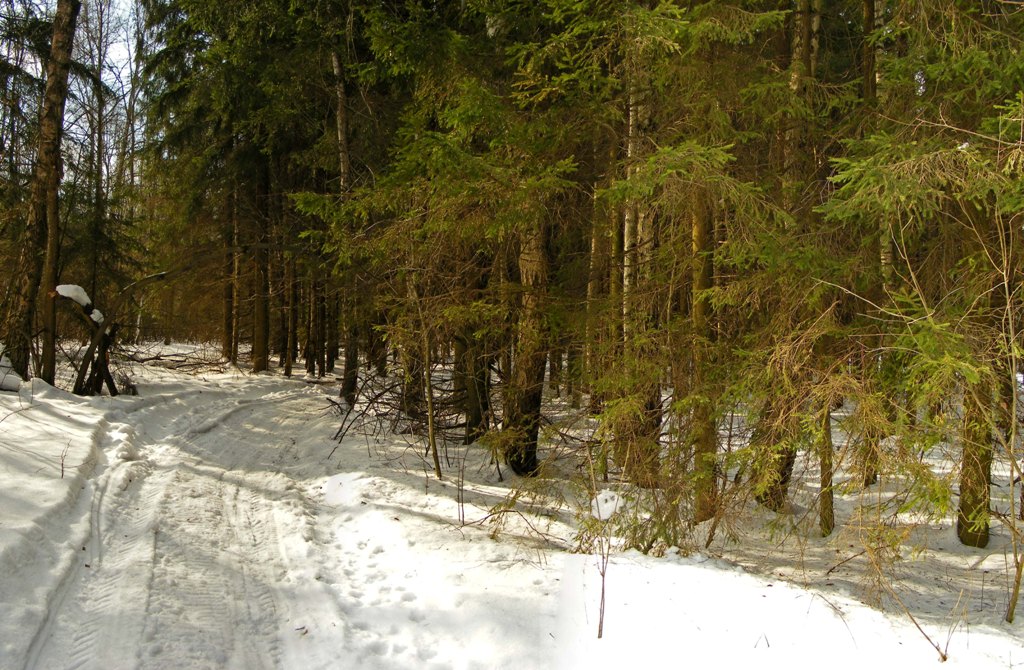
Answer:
[{"xmin": 1, "ymin": 344, "xmax": 1023, "ymax": 669}]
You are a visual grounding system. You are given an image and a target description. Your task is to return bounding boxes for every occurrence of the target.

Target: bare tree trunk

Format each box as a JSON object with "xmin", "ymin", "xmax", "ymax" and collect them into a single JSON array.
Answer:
[
  {"xmin": 305, "ymin": 278, "xmax": 318, "ymax": 376},
  {"xmin": 316, "ymin": 284, "xmax": 327, "ymax": 377},
  {"xmin": 616, "ymin": 87, "xmax": 662, "ymax": 487},
  {"xmin": 567, "ymin": 342, "xmax": 582, "ymax": 408},
  {"xmin": 504, "ymin": 221, "xmax": 549, "ymax": 476},
  {"xmin": 325, "ymin": 293, "xmax": 338, "ymax": 372},
  {"xmin": 332, "ymin": 50, "xmax": 351, "ymax": 194},
  {"xmin": 252, "ymin": 246, "xmax": 270, "ymax": 372},
  {"xmin": 691, "ymin": 192, "xmax": 718, "ymax": 523},
  {"xmin": 87, "ymin": 0, "xmax": 107, "ymax": 303},
  {"xmin": 251, "ymin": 161, "xmax": 271, "ymax": 373},
  {"xmin": 341, "ymin": 321, "xmax": 359, "ymax": 405},
  {"xmin": 368, "ymin": 312, "xmax": 388, "ymax": 377},
  {"xmin": 862, "ymin": 0, "xmax": 876, "ymax": 104},
  {"xmin": 547, "ymin": 345, "xmax": 562, "ymax": 397},
  {"xmin": 464, "ymin": 341, "xmax": 490, "ymax": 444},
  {"xmin": 585, "ymin": 182, "xmax": 610, "ymax": 414},
  {"xmin": 752, "ymin": 398, "xmax": 798, "ymax": 512},
  {"xmin": 331, "ymin": 41, "xmax": 364, "ymax": 398},
  {"xmin": 409, "ymin": 278, "xmax": 442, "ymax": 479},
  {"xmin": 230, "ymin": 202, "xmax": 240, "ymax": 365},
  {"xmin": 958, "ymin": 381, "xmax": 993, "ymax": 547},
  {"xmin": 819, "ymin": 400, "xmax": 835, "ymax": 536},
  {"xmin": 3, "ymin": 0, "xmax": 82, "ymax": 379},
  {"xmin": 222, "ymin": 189, "xmax": 236, "ymax": 359},
  {"xmin": 283, "ymin": 256, "xmax": 295, "ymax": 376},
  {"xmin": 39, "ymin": 163, "xmax": 61, "ymax": 383},
  {"xmin": 860, "ymin": 0, "xmax": 886, "ymax": 488},
  {"xmin": 453, "ymin": 336, "xmax": 468, "ymax": 412}
]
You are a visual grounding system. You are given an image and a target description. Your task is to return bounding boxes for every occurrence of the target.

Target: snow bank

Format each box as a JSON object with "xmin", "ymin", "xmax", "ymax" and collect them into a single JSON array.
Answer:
[
  {"xmin": 0, "ymin": 381, "xmax": 105, "ymax": 662},
  {"xmin": 553, "ymin": 550, "xmax": 1013, "ymax": 669}
]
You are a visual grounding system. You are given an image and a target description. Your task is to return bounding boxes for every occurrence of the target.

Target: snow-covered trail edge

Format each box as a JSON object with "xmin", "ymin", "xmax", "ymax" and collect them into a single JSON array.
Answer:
[
  {"xmin": 20, "ymin": 376, "xmax": 344, "ymax": 670},
  {"xmin": 4, "ymin": 369, "xmax": 562, "ymax": 670}
]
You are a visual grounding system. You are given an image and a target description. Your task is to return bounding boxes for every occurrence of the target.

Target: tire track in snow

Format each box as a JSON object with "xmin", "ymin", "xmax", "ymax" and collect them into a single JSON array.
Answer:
[
  {"xmin": 56, "ymin": 467, "xmax": 166, "ymax": 670},
  {"xmin": 27, "ymin": 379, "xmax": 330, "ymax": 670},
  {"xmin": 137, "ymin": 469, "xmax": 282, "ymax": 669},
  {"xmin": 22, "ymin": 412, "xmax": 155, "ymax": 670}
]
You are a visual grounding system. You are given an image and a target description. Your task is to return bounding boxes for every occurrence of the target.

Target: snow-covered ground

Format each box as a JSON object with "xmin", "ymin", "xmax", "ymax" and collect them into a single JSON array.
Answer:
[{"xmin": 1, "ymin": 348, "xmax": 1022, "ymax": 669}]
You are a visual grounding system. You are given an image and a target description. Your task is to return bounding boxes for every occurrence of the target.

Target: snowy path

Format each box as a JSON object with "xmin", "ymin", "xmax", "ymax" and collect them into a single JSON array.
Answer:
[
  {"xmin": 9, "ymin": 372, "xmax": 559, "ymax": 670},
  {"xmin": 25, "ymin": 380, "xmax": 332, "ymax": 669}
]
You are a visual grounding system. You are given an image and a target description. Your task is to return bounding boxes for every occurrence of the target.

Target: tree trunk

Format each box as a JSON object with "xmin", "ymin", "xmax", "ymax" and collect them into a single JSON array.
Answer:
[
  {"xmin": 547, "ymin": 345, "xmax": 562, "ymax": 397},
  {"xmin": 229, "ymin": 189, "xmax": 241, "ymax": 365},
  {"xmin": 368, "ymin": 312, "xmax": 388, "ymax": 377},
  {"xmin": 341, "ymin": 321, "xmax": 359, "ymax": 405},
  {"xmin": 453, "ymin": 336, "xmax": 468, "ymax": 412},
  {"xmin": 752, "ymin": 398, "xmax": 798, "ymax": 512},
  {"xmin": 252, "ymin": 245, "xmax": 270, "ymax": 372},
  {"xmin": 585, "ymin": 181, "xmax": 611, "ymax": 414},
  {"xmin": 323, "ymin": 292, "xmax": 336, "ymax": 371},
  {"xmin": 283, "ymin": 256, "xmax": 295, "ymax": 377},
  {"xmin": 819, "ymin": 400, "xmax": 835, "ymax": 536},
  {"xmin": 504, "ymin": 221, "xmax": 549, "ymax": 476},
  {"xmin": 862, "ymin": 0, "xmax": 876, "ymax": 105},
  {"xmin": 316, "ymin": 283, "xmax": 327, "ymax": 377},
  {"xmin": 3, "ymin": 0, "xmax": 82, "ymax": 379},
  {"xmin": 304, "ymin": 278, "xmax": 318, "ymax": 376},
  {"xmin": 752, "ymin": 0, "xmax": 827, "ymax": 508},
  {"xmin": 276, "ymin": 258, "xmax": 288, "ymax": 367},
  {"xmin": 332, "ymin": 50, "xmax": 351, "ymax": 195},
  {"xmin": 39, "ymin": 163, "xmax": 61, "ymax": 383},
  {"xmin": 410, "ymin": 279, "xmax": 442, "ymax": 478},
  {"xmin": 222, "ymin": 189, "xmax": 236, "ymax": 359},
  {"xmin": 464, "ymin": 341, "xmax": 490, "ymax": 444},
  {"xmin": 691, "ymin": 191, "xmax": 718, "ymax": 523},
  {"xmin": 957, "ymin": 381, "xmax": 993, "ymax": 548},
  {"xmin": 567, "ymin": 341, "xmax": 582, "ymax": 409},
  {"xmin": 251, "ymin": 158, "xmax": 272, "ymax": 373},
  {"xmin": 616, "ymin": 86, "xmax": 662, "ymax": 487},
  {"xmin": 333, "ymin": 45, "xmax": 360, "ymax": 396}
]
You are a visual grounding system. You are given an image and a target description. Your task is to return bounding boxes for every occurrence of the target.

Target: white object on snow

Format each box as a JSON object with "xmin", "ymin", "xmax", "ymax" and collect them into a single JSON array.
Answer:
[
  {"xmin": 90, "ymin": 309, "xmax": 104, "ymax": 324},
  {"xmin": 0, "ymin": 354, "xmax": 19, "ymax": 391},
  {"xmin": 55, "ymin": 284, "xmax": 93, "ymax": 308},
  {"xmin": 590, "ymin": 490, "xmax": 622, "ymax": 521}
]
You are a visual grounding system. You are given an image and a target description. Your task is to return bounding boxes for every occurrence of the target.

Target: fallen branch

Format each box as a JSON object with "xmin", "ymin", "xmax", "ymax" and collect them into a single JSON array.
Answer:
[{"xmin": 826, "ymin": 549, "xmax": 866, "ymax": 576}]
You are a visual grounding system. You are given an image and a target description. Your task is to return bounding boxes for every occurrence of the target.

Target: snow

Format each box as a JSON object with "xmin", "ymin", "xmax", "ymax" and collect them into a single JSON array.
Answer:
[
  {"xmin": 0, "ymin": 353, "xmax": 19, "ymax": 391},
  {"xmin": 53, "ymin": 285, "xmax": 103, "ymax": 322},
  {"xmin": 1, "ymin": 351, "xmax": 1023, "ymax": 669},
  {"xmin": 590, "ymin": 490, "xmax": 622, "ymax": 521},
  {"xmin": 54, "ymin": 284, "xmax": 92, "ymax": 308}
]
